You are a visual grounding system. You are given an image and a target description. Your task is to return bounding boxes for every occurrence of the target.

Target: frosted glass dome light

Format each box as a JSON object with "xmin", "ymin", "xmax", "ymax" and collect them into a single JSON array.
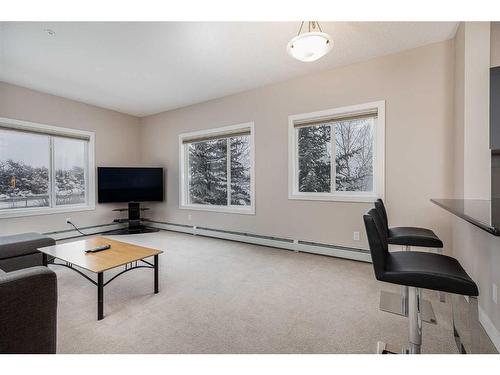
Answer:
[{"xmin": 287, "ymin": 22, "xmax": 332, "ymax": 62}]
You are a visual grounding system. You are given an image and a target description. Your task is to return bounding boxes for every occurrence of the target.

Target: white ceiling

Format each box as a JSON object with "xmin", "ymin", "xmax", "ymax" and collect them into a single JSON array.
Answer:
[{"xmin": 0, "ymin": 22, "xmax": 458, "ymax": 117}]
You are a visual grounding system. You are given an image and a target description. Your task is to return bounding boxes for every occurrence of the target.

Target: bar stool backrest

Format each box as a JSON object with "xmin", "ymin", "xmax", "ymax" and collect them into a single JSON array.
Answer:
[
  {"xmin": 375, "ymin": 198, "xmax": 389, "ymax": 231},
  {"xmin": 363, "ymin": 208, "xmax": 389, "ymax": 280}
]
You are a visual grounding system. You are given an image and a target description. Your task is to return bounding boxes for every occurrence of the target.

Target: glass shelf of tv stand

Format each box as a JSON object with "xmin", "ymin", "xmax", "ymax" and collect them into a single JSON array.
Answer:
[{"xmin": 112, "ymin": 207, "xmax": 150, "ymax": 212}]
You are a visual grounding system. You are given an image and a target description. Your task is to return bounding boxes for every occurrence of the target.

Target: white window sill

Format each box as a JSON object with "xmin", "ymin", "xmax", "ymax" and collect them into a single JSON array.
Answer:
[
  {"xmin": 0, "ymin": 204, "xmax": 96, "ymax": 219},
  {"xmin": 288, "ymin": 193, "xmax": 379, "ymax": 203},
  {"xmin": 179, "ymin": 204, "xmax": 255, "ymax": 215}
]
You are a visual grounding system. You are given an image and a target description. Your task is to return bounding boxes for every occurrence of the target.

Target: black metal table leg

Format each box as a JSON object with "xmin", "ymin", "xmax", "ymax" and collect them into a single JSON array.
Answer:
[
  {"xmin": 46, "ymin": 255, "xmax": 159, "ymax": 320},
  {"xmin": 97, "ymin": 272, "xmax": 104, "ymax": 320},
  {"xmin": 154, "ymin": 255, "xmax": 159, "ymax": 294}
]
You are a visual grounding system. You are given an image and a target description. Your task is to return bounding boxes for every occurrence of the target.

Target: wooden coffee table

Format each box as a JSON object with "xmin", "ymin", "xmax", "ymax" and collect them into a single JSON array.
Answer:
[{"xmin": 38, "ymin": 236, "xmax": 163, "ymax": 320}]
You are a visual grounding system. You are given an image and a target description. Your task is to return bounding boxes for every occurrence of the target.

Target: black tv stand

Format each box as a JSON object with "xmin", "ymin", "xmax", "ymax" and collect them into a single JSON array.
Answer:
[{"xmin": 108, "ymin": 202, "xmax": 159, "ymax": 235}]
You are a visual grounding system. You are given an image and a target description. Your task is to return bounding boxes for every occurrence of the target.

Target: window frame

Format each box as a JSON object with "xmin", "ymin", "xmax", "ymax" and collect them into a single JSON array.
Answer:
[
  {"xmin": 0, "ymin": 117, "xmax": 96, "ymax": 218},
  {"xmin": 288, "ymin": 101, "xmax": 385, "ymax": 203},
  {"xmin": 179, "ymin": 122, "xmax": 255, "ymax": 215}
]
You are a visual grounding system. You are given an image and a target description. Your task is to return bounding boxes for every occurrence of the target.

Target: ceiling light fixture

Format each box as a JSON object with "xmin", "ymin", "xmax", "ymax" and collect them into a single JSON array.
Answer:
[{"xmin": 287, "ymin": 21, "xmax": 332, "ymax": 62}]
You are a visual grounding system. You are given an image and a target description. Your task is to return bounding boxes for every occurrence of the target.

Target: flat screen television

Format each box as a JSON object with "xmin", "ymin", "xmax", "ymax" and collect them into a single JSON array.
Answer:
[{"xmin": 97, "ymin": 167, "xmax": 164, "ymax": 203}]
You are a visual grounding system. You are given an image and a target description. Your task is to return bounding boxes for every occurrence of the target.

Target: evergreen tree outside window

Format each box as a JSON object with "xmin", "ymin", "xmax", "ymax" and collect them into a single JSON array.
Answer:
[
  {"xmin": 188, "ymin": 138, "xmax": 228, "ymax": 206},
  {"xmin": 180, "ymin": 123, "xmax": 254, "ymax": 214},
  {"xmin": 0, "ymin": 129, "xmax": 50, "ymax": 209},
  {"xmin": 0, "ymin": 117, "xmax": 95, "ymax": 217},
  {"xmin": 289, "ymin": 102, "xmax": 385, "ymax": 202},
  {"xmin": 54, "ymin": 137, "xmax": 87, "ymax": 206},
  {"xmin": 296, "ymin": 119, "xmax": 373, "ymax": 193},
  {"xmin": 230, "ymin": 136, "xmax": 251, "ymax": 206},
  {"xmin": 298, "ymin": 124, "xmax": 331, "ymax": 192}
]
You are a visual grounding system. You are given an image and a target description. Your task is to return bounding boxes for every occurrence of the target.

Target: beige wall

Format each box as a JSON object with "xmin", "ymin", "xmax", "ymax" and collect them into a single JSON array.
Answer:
[
  {"xmin": 492, "ymin": 22, "xmax": 500, "ymax": 67},
  {"xmin": 451, "ymin": 22, "xmax": 500, "ymax": 347},
  {"xmin": 453, "ymin": 24, "xmax": 465, "ymax": 198},
  {"xmin": 0, "ymin": 82, "xmax": 141, "ymax": 234},
  {"xmin": 139, "ymin": 40, "xmax": 455, "ymax": 251},
  {"xmin": 463, "ymin": 23, "xmax": 491, "ymax": 199}
]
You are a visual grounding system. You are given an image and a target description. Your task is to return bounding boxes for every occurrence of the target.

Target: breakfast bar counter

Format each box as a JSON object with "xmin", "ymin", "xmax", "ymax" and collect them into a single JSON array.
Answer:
[{"xmin": 431, "ymin": 198, "xmax": 500, "ymax": 236}]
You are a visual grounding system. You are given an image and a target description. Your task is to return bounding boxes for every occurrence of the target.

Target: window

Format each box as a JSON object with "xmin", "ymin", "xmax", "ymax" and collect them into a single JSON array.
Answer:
[
  {"xmin": 179, "ymin": 123, "xmax": 254, "ymax": 214},
  {"xmin": 54, "ymin": 137, "xmax": 88, "ymax": 206},
  {"xmin": 288, "ymin": 101, "xmax": 385, "ymax": 202},
  {"xmin": 0, "ymin": 117, "xmax": 95, "ymax": 217}
]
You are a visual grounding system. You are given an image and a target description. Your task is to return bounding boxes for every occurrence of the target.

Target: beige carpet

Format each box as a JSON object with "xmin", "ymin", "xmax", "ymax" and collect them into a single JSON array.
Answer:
[{"xmin": 54, "ymin": 231, "xmax": 496, "ymax": 354}]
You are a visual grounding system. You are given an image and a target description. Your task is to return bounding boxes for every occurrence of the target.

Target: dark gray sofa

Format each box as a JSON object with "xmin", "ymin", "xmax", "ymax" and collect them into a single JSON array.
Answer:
[
  {"xmin": 0, "ymin": 233, "xmax": 55, "ymax": 272},
  {"xmin": 0, "ymin": 266, "xmax": 57, "ymax": 353},
  {"xmin": 0, "ymin": 233, "xmax": 58, "ymax": 354}
]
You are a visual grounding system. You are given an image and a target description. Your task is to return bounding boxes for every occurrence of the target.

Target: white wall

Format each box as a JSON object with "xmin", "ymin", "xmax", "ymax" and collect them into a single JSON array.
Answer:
[
  {"xmin": 139, "ymin": 40, "xmax": 455, "ymax": 251},
  {"xmin": 451, "ymin": 22, "xmax": 500, "ymax": 349},
  {"xmin": 0, "ymin": 82, "xmax": 141, "ymax": 234}
]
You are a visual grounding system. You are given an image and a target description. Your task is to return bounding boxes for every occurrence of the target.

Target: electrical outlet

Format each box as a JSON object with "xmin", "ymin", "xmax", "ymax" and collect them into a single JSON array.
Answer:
[
  {"xmin": 353, "ymin": 231, "xmax": 360, "ymax": 241},
  {"xmin": 188, "ymin": 214, "xmax": 192, "ymax": 221},
  {"xmin": 66, "ymin": 217, "xmax": 72, "ymax": 224},
  {"xmin": 493, "ymin": 283, "xmax": 498, "ymax": 305}
]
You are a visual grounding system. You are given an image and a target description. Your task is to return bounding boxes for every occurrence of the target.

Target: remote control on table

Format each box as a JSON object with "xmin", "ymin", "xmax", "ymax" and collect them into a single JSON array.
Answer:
[{"xmin": 85, "ymin": 244, "xmax": 111, "ymax": 253}]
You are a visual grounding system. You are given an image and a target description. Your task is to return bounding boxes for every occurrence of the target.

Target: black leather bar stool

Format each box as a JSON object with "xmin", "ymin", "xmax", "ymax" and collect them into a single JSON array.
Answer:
[
  {"xmin": 364, "ymin": 208, "xmax": 479, "ymax": 354},
  {"xmin": 375, "ymin": 199, "xmax": 445, "ymax": 323},
  {"xmin": 375, "ymin": 199, "xmax": 443, "ymax": 250}
]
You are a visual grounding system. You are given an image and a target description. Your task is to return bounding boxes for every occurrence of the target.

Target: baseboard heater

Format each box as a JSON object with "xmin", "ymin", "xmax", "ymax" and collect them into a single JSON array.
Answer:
[
  {"xmin": 145, "ymin": 220, "xmax": 371, "ymax": 263},
  {"xmin": 43, "ymin": 220, "xmax": 371, "ymax": 262},
  {"xmin": 43, "ymin": 222, "xmax": 127, "ymax": 241}
]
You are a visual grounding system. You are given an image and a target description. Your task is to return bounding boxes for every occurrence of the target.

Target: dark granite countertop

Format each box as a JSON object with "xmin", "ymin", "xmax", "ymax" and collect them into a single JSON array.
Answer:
[{"xmin": 431, "ymin": 198, "xmax": 500, "ymax": 236}]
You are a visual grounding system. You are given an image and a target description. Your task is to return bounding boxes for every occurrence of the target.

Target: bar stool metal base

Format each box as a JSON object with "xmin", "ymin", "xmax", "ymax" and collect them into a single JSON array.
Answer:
[
  {"xmin": 452, "ymin": 294, "xmax": 480, "ymax": 354},
  {"xmin": 379, "ymin": 290, "xmax": 437, "ymax": 324},
  {"xmin": 376, "ymin": 341, "xmax": 401, "ymax": 354},
  {"xmin": 376, "ymin": 287, "xmax": 422, "ymax": 354},
  {"xmin": 435, "ymin": 248, "xmax": 446, "ymax": 303},
  {"xmin": 376, "ymin": 342, "xmax": 418, "ymax": 354}
]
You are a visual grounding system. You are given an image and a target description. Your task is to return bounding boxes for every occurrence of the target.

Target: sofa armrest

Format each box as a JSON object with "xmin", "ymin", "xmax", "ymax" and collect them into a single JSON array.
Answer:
[{"xmin": 0, "ymin": 266, "xmax": 57, "ymax": 354}]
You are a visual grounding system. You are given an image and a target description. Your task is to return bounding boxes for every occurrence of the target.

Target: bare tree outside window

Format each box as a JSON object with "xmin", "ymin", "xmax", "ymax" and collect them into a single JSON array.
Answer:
[
  {"xmin": 296, "ymin": 117, "xmax": 375, "ymax": 194},
  {"xmin": 335, "ymin": 118, "xmax": 374, "ymax": 192}
]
